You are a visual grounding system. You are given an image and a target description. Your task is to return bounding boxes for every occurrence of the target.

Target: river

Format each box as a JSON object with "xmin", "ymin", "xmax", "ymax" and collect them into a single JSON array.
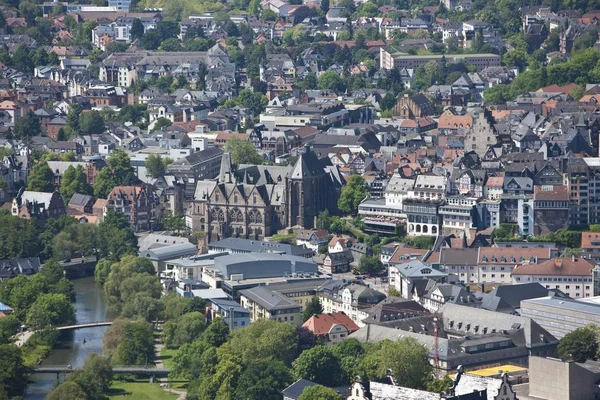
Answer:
[{"xmin": 25, "ymin": 277, "xmax": 112, "ymax": 400}]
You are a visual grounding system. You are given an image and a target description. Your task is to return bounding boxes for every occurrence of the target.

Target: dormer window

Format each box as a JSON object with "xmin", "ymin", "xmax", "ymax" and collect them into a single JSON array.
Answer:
[
  {"xmin": 482, "ymin": 255, "xmax": 488, "ymax": 262},
  {"xmin": 501, "ymin": 256, "xmax": 506, "ymax": 262},
  {"xmin": 510, "ymin": 256, "xmax": 515, "ymax": 263},
  {"xmin": 519, "ymin": 256, "xmax": 524, "ymax": 262},
  {"xmin": 491, "ymin": 256, "xmax": 497, "ymax": 262}
]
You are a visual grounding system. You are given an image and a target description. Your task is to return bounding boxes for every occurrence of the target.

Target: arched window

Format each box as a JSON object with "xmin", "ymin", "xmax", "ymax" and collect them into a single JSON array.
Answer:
[
  {"xmin": 230, "ymin": 208, "xmax": 243, "ymax": 223},
  {"xmin": 249, "ymin": 209, "xmax": 262, "ymax": 224},
  {"xmin": 432, "ymin": 226, "xmax": 437, "ymax": 234},
  {"xmin": 423, "ymin": 225, "xmax": 428, "ymax": 233},
  {"xmin": 416, "ymin": 225, "xmax": 422, "ymax": 233},
  {"xmin": 211, "ymin": 209, "xmax": 225, "ymax": 222}
]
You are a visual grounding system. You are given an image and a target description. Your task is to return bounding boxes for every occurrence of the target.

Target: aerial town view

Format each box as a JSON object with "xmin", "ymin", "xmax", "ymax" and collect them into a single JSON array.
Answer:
[{"xmin": 2, "ymin": 0, "xmax": 600, "ymax": 398}]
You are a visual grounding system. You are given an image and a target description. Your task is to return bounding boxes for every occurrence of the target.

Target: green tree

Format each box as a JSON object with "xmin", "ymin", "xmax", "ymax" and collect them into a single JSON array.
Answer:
[
  {"xmin": 338, "ymin": 175, "xmax": 367, "ymax": 215},
  {"xmin": 302, "ymin": 297, "xmax": 324, "ymax": 322},
  {"xmin": 293, "ymin": 345, "xmax": 344, "ymax": 386},
  {"xmin": 570, "ymin": 84, "xmax": 586, "ymax": 101},
  {"xmin": 298, "ymin": 385, "xmax": 343, "ymax": 400},
  {"xmin": 131, "ymin": 18, "xmax": 144, "ymax": 41},
  {"xmin": 558, "ymin": 326, "xmax": 599, "ymax": 362},
  {"xmin": 358, "ymin": 255, "xmax": 383, "ymax": 274},
  {"xmin": 151, "ymin": 117, "xmax": 172, "ymax": 132},
  {"xmin": 375, "ymin": 338, "xmax": 432, "ymax": 389},
  {"xmin": 426, "ymin": 376, "xmax": 453, "ymax": 394},
  {"xmin": 60, "ymin": 165, "xmax": 93, "ymax": 201},
  {"xmin": 25, "ymin": 293, "xmax": 75, "ymax": 330},
  {"xmin": 317, "ymin": 70, "xmax": 346, "ymax": 92},
  {"xmin": 93, "ymin": 150, "xmax": 137, "ymax": 198},
  {"xmin": 114, "ymin": 319, "xmax": 155, "ymax": 365},
  {"xmin": 234, "ymin": 360, "xmax": 293, "ymax": 400},
  {"xmin": 161, "ymin": 210, "xmax": 186, "ymax": 233},
  {"xmin": 139, "ymin": 29, "xmax": 162, "ymax": 50},
  {"xmin": 145, "ymin": 154, "xmax": 170, "ymax": 178},
  {"xmin": 27, "ymin": 163, "xmax": 55, "ymax": 192},
  {"xmin": 121, "ymin": 293, "xmax": 162, "ymax": 322},
  {"xmin": 224, "ymin": 89, "xmax": 268, "ymax": 115},
  {"xmin": 13, "ymin": 109, "xmax": 41, "ymax": 141},
  {"xmin": 79, "ymin": 110, "xmax": 106, "ymax": 135},
  {"xmin": 66, "ymin": 354, "xmax": 113, "ymax": 399},
  {"xmin": 0, "ymin": 345, "xmax": 28, "ymax": 397},
  {"xmin": 94, "ymin": 259, "xmax": 113, "ymax": 285},
  {"xmin": 225, "ymin": 138, "xmax": 263, "ymax": 165},
  {"xmin": 202, "ymin": 318, "xmax": 230, "ymax": 347},
  {"xmin": 66, "ymin": 104, "xmax": 82, "ymax": 135},
  {"xmin": 46, "ymin": 381, "xmax": 87, "ymax": 400},
  {"xmin": 0, "ymin": 314, "xmax": 20, "ymax": 344},
  {"xmin": 379, "ymin": 93, "xmax": 397, "ymax": 111},
  {"xmin": 220, "ymin": 319, "xmax": 299, "ymax": 366},
  {"xmin": 12, "ymin": 45, "xmax": 33, "ymax": 73},
  {"xmin": 171, "ymin": 339, "xmax": 215, "ymax": 380},
  {"xmin": 163, "ymin": 311, "xmax": 206, "ymax": 349}
]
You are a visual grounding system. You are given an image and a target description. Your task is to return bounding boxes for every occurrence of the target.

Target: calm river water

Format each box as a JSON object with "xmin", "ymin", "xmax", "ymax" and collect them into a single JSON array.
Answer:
[{"xmin": 25, "ymin": 277, "xmax": 113, "ymax": 399}]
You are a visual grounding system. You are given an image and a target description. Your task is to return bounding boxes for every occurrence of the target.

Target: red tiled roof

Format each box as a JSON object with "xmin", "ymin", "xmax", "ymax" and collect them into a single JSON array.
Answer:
[
  {"xmin": 478, "ymin": 247, "xmax": 552, "ymax": 265},
  {"xmin": 302, "ymin": 312, "xmax": 359, "ymax": 335},
  {"xmin": 438, "ymin": 114, "xmax": 473, "ymax": 130},
  {"xmin": 534, "ymin": 185, "xmax": 569, "ymax": 201},
  {"xmin": 388, "ymin": 247, "xmax": 428, "ymax": 264},
  {"xmin": 581, "ymin": 232, "xmax": 600, "ymax": 249},
  {"xmin": 485, "ymin": 177, "xmax": 504, "ymax": 187},
  {"xmin": 537, "ymin": 83, "xmax": 578, "ymax": 94},
  {"xmin": 512, "ymin": 257, "xmax": 594, "ymax": 276}
]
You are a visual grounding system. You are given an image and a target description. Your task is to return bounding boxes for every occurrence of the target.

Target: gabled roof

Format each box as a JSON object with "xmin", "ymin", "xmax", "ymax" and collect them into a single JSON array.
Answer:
[
  {"xmin": 302, "ymin": 312, "xmax": 359, "ymax": 335},
  {"xmin": 512, "ymin": 257, "xmax": 594, "ymax": 276},
  {"xmin": 282, "ymin": 379, "xmax": 319, "ymax": 400}
]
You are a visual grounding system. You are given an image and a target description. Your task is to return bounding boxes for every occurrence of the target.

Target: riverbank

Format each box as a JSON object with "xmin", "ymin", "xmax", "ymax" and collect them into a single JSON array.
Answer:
[{"xmin": 25, "ymin": 277, "xmax": 110, "ymax": 400}]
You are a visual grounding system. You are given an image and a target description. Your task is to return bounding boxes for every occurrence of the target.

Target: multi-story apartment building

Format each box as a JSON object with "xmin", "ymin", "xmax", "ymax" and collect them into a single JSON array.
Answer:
[
  {"xmin": 440, "ymin": 247, "xmax": 554, "ymax": 285},
  {"xmin": 532, "ymin": 185, "xmax": 570, "ymax": 236},
  {"xmin": 404, "ymin": 198, "xmax": 442, "ymax": 237},
  {"xmin": 439, "ymin": 196, "xmax": 477, "ymax": 235},
  {"xmin": 379, "ymin": 46, "xmax": 501, "ymax": 71},
  {"xmin": 512, "ymin": 257, "xmax": 595, "ymax": 299}
]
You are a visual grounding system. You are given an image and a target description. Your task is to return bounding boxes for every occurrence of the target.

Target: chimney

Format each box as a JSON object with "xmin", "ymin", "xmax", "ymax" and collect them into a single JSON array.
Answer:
[{"xmin": 555, "ymin": 258, "xmax": 563, "ymax": 269}]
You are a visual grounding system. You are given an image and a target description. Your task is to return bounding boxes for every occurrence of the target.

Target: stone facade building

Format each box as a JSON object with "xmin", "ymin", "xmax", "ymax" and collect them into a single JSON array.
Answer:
[
  {"xmin": 188, "ymin": 150, "xmax": 342, "ymax": 242},
  {"xmin": 105, "ymin": 185, "xmax": 161, "ymax": 232}
]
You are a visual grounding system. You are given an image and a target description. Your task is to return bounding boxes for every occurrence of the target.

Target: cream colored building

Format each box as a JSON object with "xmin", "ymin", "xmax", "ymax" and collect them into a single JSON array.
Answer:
[{"xmin": 240, "ymin": 286, "xmax": 302, "ymax": 325}]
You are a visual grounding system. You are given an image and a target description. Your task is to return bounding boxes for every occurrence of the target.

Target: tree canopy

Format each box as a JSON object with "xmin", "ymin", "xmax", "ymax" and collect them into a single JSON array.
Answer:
[
  {"xmin": 558, "ymin": 326, "xmax": 599, "ymax": 362},
  {"xmin": 225, "ymin": 138, "xmax": 263, "ymax": 165},
  {"xmin": 338, "ymin": 175, "xmax": 368, "ymax": 215}
]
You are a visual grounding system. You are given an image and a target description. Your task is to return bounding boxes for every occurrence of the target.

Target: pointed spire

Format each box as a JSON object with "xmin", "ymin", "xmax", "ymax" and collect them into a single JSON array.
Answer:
[{"xmin": 219, "ymin": 152, "xmax": 232, "ymax": 183}]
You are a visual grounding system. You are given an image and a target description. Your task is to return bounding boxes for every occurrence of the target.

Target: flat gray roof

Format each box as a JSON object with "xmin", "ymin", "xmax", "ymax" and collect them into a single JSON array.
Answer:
[{"xmin": 522, "ymin": 296, "xmax": 600, "ymax": 316}]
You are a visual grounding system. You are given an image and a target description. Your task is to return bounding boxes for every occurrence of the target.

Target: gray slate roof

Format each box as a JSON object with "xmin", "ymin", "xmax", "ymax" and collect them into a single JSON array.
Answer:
[{"xmin": 240, "ymin": 286, "xmax": 300, "ymax": 311}]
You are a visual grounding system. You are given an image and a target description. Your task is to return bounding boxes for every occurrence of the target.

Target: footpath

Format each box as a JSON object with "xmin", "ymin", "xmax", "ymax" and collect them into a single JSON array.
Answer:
[{"xmin": 154, "ymin": 327, "xmax": 186, "ymax": 400}]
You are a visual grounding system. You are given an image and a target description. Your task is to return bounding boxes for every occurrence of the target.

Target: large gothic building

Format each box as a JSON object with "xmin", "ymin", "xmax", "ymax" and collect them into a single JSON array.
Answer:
[{"xmin": 187, "ymin": 149, "xmax": 343, "ymax": 242}]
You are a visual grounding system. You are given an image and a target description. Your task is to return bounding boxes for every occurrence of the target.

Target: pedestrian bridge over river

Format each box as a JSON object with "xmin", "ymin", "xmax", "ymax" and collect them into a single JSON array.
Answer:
[
  {"xmin": 56, "ymin": 321, "xmax": 113, "ymax": 330},
  {"xmin": 33, "ymin": 366, "xmax": 171, "ymax": 377}
]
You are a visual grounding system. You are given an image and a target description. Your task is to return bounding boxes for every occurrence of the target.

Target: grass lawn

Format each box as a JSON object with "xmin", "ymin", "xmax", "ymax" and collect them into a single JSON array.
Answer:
[
  {"xmin": 158, "ymin": 347, "xmax": 178, "ymax": 370},
  {"xmin": 108, "ymin": 380, "xmax": 178, "ymax": 400}
]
